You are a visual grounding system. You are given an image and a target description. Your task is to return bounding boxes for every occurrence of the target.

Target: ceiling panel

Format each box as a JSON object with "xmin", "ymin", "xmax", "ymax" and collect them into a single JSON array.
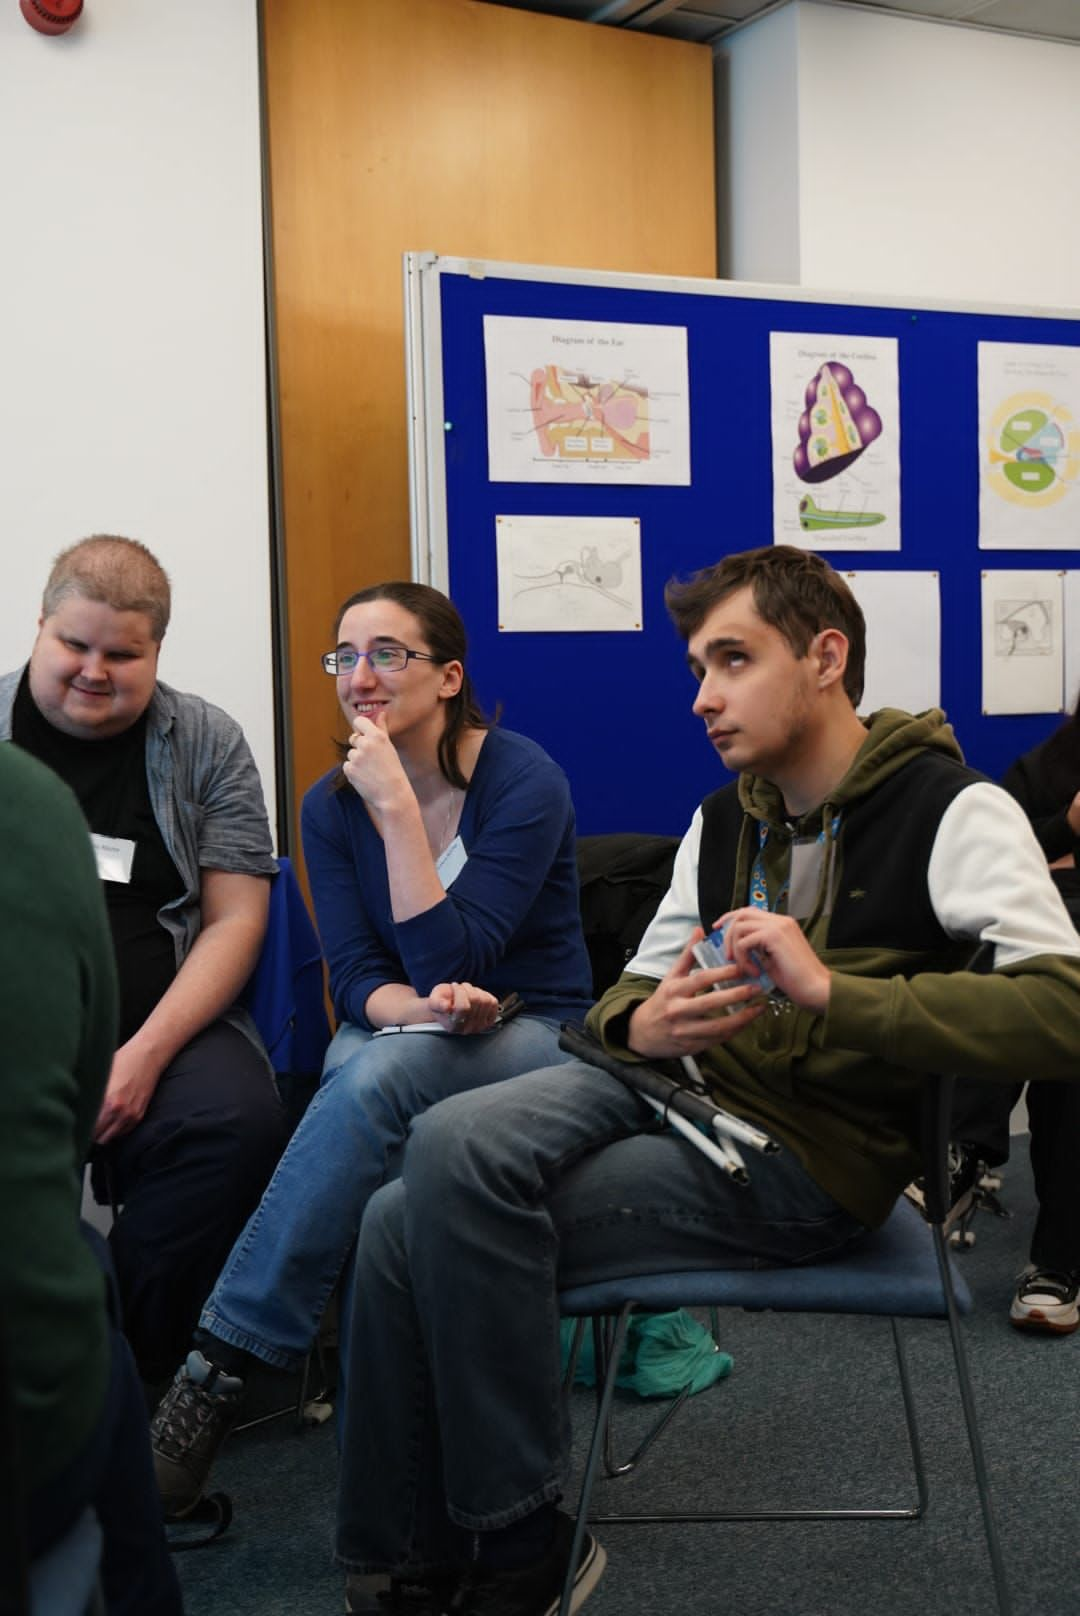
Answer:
[{"xmin": 477, "ymin": 0, "xmax": 1080, "ymax": 46}]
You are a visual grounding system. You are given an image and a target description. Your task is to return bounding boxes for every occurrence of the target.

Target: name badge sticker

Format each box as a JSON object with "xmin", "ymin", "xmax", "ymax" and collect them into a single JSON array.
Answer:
[
  {"xmin": 90, "ymin": 834, "xmax": 137, "ymax": 884},
  {"xmin": 436, "ymin": 835, "xmax": 468, "ymax": 889}
]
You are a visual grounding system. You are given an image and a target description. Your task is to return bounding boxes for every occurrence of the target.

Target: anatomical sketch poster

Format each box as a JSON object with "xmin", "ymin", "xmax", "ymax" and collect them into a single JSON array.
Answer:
[
  {"xmin": 981, "ymin": 569, "xmax": 1064, "ymax": 714},
  {"xmin": 484, "ymin": 315, "xmax": 690, "ymax": 486},
  {"xmin": 495, "ymin": 515, "xmax": 642, "ymax": 632},
  {"xmin": 770, "ymin": 332, "xmax": 900, "ymax": 551},
  {"xmin": 977, "ymin": 342, "xmax": 1080, "ymax": 549}
]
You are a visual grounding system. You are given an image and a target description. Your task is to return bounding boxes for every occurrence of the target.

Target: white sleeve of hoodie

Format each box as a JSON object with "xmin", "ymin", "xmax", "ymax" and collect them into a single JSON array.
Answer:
[
  {"xmin": 928, "ymin": 780, "xmax": 1080, "ymax": 964},
  {"xmin": 624, "ymin": 779, "xmax": 1078, "ymax": 990},
  {"xmin": 624, "ymin": 807, "xmax": 705, "ymax": 981}
]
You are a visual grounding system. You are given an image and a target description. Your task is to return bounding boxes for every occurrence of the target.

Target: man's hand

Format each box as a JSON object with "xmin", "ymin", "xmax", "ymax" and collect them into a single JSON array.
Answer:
[
  {"xmin": 428, "ymin": 981, "xmax": 500, "ymax": 1035},
  {"xmin": 94, "ymin": 1043, "xmax": 163, "ymax": 1145},
  {"xmin": 717, "ymin": 907, "xmax": 832, "ymax": 1015},
  {"xmin": 627, "ymin": 929, "xmax": 766, "ymax": 1060}
]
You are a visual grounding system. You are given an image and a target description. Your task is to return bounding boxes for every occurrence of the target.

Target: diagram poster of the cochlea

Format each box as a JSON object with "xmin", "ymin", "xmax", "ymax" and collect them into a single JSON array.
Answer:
[{"xmin": 770, "ymin": 331, "xmax": 900, "ymax": 553}]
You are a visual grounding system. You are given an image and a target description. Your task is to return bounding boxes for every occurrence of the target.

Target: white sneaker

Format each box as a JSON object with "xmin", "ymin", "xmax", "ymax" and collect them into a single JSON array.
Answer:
[{"xmin": 1009, "ymin": 1266, "xmax": 1079, "ymax": 1335}]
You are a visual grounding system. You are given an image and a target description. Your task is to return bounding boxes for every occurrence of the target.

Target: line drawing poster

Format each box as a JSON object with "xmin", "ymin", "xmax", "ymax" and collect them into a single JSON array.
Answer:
[
  {"xmin": 495, "ymin": 514, "xmax": 642, "ymax": 632},
  {"xmin": 977, "ymin": 342, "xmax": 1080, "ymax": 550},
  {"xmin": 843, "ymin": 571, "xmax": 940, "ymax": 715},
  {"xmin": 981, "ymin": 569, "xmax": 1064, "ymax": 714},
  {"xmin": 484, "ymin": 315, "xmax": 690, "ymax": 485},
  {"xmin": 770, "ymin": 331, "xmax": 900, "ymax": 552}
]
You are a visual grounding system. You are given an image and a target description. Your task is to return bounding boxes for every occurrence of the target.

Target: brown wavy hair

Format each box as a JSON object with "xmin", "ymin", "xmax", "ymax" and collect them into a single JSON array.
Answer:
[
  {"xmin": 1036, "ymin": 699, "xmax": 1080, "ymax": 804},
  {"xmin": 332, "ymin": 582, "xmax": 494, "ymax": 789},
  {"xmin": 664, "ymin": 545, "xmax": 866, "ymax": 706}
]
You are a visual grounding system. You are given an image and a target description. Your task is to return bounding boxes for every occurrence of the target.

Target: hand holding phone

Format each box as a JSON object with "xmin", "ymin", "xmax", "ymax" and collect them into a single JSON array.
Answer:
[{"xmin": 691, "ymin": 921, "xmax": 775, "ymax": 1001}]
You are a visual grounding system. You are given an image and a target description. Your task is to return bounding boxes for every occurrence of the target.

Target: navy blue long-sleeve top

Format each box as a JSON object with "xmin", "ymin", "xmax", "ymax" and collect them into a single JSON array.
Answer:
[{"xmin": 300, "ymin": 727, "xmax": 593, "ymax": 1029}]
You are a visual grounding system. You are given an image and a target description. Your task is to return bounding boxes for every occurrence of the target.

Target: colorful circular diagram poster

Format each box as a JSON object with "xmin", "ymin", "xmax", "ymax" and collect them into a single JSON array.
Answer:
[{"xmin": 978, "ymin": 342, "xmax": 1080, "ymax": 549}]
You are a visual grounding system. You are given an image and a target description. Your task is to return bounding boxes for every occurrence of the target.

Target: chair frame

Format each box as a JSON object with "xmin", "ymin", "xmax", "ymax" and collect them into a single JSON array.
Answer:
[{"xmin": 557, "ymin": 1071, "xmax": 1013, "ymax": 1616}]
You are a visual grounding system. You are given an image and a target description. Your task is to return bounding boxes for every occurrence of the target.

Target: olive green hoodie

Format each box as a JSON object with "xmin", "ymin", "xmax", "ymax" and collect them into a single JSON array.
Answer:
[{"xmin": 588, "ymin": 709, "xmax": 1080, "ymax": 1226}]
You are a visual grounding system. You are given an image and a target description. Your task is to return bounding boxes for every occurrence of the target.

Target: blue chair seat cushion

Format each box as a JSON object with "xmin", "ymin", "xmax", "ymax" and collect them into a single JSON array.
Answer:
[{"xmin": 559, "ymin": 1195, "xmax": 971, "ymax": 1321}]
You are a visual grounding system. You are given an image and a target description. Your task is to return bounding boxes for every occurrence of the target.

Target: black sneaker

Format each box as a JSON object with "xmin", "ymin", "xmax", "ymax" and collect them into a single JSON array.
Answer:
[
  {"xmin": 451, "ymin": 1512, "xmax": 605, "ymax": 1616},
  {"xmin": 903, "ymin": 1141, "xmax": 981, "ymax": 1232},
  {"xmin": 1009, "ymin": 1267, "xmax": 1080, "ymax": 1335},
  {"xmin": 150, "ymin": 1350, "xmax": 245, "ymax": 1516}
]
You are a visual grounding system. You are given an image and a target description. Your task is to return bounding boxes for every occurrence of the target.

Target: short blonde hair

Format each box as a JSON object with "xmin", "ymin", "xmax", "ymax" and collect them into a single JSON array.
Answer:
[{"xmin": 42, "ymin": 535, "xmax": 171, "ymax": 642}]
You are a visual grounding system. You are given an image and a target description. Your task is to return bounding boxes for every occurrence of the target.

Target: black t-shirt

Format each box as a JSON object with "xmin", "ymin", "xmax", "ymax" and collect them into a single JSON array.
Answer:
[{"xmin": 13, "ymin": 674, "xmax": 184, "ymax": 1045}]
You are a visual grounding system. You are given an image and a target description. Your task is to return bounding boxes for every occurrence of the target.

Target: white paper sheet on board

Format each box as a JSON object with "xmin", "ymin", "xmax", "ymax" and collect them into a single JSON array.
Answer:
[
  {"xmin": 981, "ymin": 570, "xmax": 1064, "ymax": 714},
  {"xmin": 842, "ymin": 571, "xmax": 939, "ymax": 716},
  {"xmin": 977, "ymin": 342, "xmax": 1080, "ymax": 550},
  {"xmin": 484, "ymin": 315, "xmax": 690, "ymax": 485},
  {"xmin": 495, "ymin": 514, "xmax": 642, "ymax": 632},
  {"xmin": 770, "ymin": 331, "xmax": 900, "ymax": 551}
]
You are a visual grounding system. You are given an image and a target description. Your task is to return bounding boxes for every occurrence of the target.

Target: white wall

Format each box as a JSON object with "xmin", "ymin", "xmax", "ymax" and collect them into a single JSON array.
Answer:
[
  {"xmin": 721, "ymin": 0, "xmax": 1080, "ymax": 310},
  {"xmin": 0, "ymin": 1, "xmax": 276, "ymax": 829},
  {"xmin": 718, "ymin": 2, "xmax": 802, "ymax": 285}
]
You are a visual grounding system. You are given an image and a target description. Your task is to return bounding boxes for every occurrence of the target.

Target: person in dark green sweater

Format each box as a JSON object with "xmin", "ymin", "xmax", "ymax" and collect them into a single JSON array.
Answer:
[
  {"xmin": 332, "ymin": 546, "xmax": 1080, "ymax": 1616},
  {"xmin": 1, "ymin": 742, "xmax": 180, "ymax": 1612}
]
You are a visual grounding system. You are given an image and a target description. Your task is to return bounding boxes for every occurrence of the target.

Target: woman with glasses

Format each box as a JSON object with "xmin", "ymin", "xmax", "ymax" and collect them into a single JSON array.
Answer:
[{"xmin": 150, "ymin": 581, "xmax": 592, "ymax": 1519}]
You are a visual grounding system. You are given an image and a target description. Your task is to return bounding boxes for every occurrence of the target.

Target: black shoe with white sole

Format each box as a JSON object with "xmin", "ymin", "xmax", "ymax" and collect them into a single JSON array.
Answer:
[
  {"xmin": 449, "ymin": 1512, "xmax": 605, "ymax": 1616},
  {"xmin": 1010, "ymin": 1267, "xmax": 1079, "ymax": 1335}
]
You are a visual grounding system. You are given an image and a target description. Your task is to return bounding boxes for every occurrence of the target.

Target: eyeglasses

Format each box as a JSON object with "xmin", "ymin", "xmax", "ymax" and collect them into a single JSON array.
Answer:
[{"xmin": 321, "ymin": 645, "xmax": 439, "ymax": 676}]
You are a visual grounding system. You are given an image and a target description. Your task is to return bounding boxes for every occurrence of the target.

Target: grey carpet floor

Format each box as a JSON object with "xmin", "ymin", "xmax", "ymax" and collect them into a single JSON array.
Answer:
[{"xmin": 174, "ymin": 1137, "xmax": 1079, "ymax": 1616}]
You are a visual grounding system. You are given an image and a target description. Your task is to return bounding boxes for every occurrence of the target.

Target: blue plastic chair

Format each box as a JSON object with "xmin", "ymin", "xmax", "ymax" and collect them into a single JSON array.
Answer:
[
  {"xmin": 241, "ymin": 854, "xmax": 330, "ymax": 1101},
  {"xmin": 556, "ymin": 1068, "xmax": 1012, "ymax": 1616},
  {"xmin": 234, "ymin": 854, "xmax": 334, "ymax": 1435}
]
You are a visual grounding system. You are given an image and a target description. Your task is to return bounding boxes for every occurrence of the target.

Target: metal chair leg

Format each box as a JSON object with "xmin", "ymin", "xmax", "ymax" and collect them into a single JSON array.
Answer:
[
  {"xmin": 560, "ymin": 1304, "xmax": 633, "ymax": 1616},
  {"xmin": 563, "ymin": 1318, "xmax": 587, "ymax": 1392},
  {"xmin": 932, "ymin": 1225, "xmax": 1013, "ymax": 1616},
  {"xmin": 586, "ymin": 1312, "xmax": 927, "ymax": 1525}
]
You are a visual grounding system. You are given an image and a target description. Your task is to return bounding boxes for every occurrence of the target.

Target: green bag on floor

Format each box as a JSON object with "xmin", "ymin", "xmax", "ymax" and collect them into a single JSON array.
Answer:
[{"xmin": 560, "ymin": 1309, "xmax": 733, "ymax": 1399}]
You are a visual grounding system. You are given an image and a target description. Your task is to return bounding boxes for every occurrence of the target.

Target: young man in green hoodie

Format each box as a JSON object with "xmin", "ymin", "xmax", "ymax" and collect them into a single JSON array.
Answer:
[{"xmin": 332, "ymin": 546, "xmax": 1080, "ymax": 1616}]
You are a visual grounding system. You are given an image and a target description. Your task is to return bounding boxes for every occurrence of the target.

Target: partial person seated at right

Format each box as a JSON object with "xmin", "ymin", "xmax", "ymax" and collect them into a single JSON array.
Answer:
[
  {"xmin": 912, "ymin": 699, "xmax": 1080, "ymax": 1334},
  {"xmin": 150, "ymin": 581, "xmax": 593, "ymax": 1520}
]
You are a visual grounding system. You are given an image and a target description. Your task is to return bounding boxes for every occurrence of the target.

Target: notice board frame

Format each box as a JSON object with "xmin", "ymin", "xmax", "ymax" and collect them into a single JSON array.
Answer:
[{"xmin": 404, "ymin": 252, "xmax": 1080, "ymax": 835}]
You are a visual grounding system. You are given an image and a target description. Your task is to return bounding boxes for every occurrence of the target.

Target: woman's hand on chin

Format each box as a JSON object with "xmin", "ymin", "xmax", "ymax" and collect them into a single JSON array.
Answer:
[
  {"xmin": 428, "ymin": 981, "xmax": 500, "ymax": 1035},
  {"xmin": 343, "ymin": 709, "xmax": 412, "ymax": 811}
]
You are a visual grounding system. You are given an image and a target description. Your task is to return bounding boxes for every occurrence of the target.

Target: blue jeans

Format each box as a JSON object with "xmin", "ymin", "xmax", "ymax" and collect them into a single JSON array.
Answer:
[
  {"xmin": 200, "ymin": 1015, "xmax": 569, "ymax": 1369},
  {"xmin": 335, "ymin": 1059, "xmax": 868, "ymax": 1574}
]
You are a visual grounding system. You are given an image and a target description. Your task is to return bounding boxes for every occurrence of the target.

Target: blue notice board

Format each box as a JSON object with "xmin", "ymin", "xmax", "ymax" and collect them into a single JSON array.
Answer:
[{"xmin": 406, "ymin": 255, "xmax": 1080, "ymax": 835}]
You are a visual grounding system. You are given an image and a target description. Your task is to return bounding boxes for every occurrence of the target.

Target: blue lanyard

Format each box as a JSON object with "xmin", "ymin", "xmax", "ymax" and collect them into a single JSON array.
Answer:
[{"xmin": 749, "ymin": 816, "xmax": 840, "ymax": 914}]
